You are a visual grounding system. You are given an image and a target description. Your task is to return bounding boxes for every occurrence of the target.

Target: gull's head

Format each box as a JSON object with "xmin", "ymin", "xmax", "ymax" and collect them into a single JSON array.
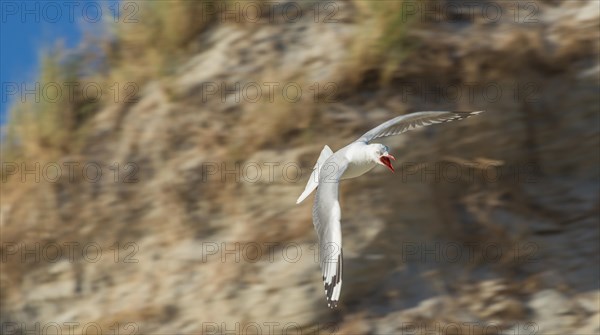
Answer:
[{"xmin": 370, "ymin": 144, "xmax": 395, "ymax": 173}]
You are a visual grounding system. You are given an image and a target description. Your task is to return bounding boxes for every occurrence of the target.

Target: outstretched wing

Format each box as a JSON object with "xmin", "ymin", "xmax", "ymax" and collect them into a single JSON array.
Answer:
[
  {"xmin": 355, "ymin": 111, "xmax": 484, "ymax": 143},
  {"xmin": 312, "ymin": 156, "xmax": 348, "ymax": 308},
  {"xmin": 296, "ymin": 145, "xmax": 334, "ymax": 204}
]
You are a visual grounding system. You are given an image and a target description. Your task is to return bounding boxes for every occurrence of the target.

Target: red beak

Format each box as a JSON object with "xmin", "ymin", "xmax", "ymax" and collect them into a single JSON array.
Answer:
[{"xmin": 380, "ymin": 154, "xmax": 396, "ymax": 173}]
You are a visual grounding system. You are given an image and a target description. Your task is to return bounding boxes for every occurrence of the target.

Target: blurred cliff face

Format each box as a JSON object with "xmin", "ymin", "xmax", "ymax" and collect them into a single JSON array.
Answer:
[{"xmin": 1, "ymin": 1, "xmax": 598, "ymax": 334}]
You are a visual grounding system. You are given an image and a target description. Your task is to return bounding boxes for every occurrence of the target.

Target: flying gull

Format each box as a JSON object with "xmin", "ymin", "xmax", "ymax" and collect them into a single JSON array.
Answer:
[{"xmin": 296, "ymin": 111, "xmax": 484, "ymax": 308}]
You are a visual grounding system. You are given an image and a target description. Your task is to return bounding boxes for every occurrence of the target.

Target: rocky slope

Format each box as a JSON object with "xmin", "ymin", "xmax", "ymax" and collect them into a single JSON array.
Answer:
[{"xmin": 1, "ymin": 1, "xmax": 599, "ymax": 334}]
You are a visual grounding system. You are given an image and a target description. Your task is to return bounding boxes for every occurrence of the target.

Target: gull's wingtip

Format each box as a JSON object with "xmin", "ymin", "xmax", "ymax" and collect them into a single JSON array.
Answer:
[
  {"xmin": 454, "ymin": 110, "xmax": 485, "ymax": 118},
  {"xmin": 454, "ymin": 110, "xmax": 484, "ymax": 114},
  {"xmin": 296, "ymin": 187, "xmax": 315, "ymax": 204},
  {"xmin": 296, "ymin": 193, "xmax": 308, "ymax": 204}
]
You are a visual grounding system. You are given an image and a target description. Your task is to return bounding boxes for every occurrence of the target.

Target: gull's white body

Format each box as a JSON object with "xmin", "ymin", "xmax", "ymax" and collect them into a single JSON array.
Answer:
[
  {"xmin": 338, "ymin": 143, "xmax": 379, "ymax": 179},
  {"xmin": 297, "ymin": 142, "xmax": 377, "ymax": 204},
  {"xmin": 296, "ymin": 111, "xmax": 484, "ymax": 308}
]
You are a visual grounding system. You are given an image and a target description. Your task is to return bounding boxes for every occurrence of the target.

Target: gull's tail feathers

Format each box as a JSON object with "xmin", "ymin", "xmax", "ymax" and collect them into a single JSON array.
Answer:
[{"xmin": 296, "ymin": 145, "xmax": 333, "ymax": 204}]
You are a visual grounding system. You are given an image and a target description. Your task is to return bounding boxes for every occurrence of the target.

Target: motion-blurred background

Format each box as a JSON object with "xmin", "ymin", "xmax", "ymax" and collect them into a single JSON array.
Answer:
[{"xmin": 1, "ymin": 1, "xmax": 599, "ymax": 334}]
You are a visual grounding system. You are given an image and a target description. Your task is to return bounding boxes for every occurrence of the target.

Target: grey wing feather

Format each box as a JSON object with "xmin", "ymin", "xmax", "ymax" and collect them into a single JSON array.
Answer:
[
  {"xmin": 312, "ymin": 156, "xmax": 348, "ymax": 308},
  {"xmin": 355, "ymin": 111, "xmax": 484, "ymax": 143}
]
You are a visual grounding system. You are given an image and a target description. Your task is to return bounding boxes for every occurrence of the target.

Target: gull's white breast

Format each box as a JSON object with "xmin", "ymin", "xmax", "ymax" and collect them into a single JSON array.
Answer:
[
  {"xmin": 339, "ymin": 143, "xmax": 377, "ymax": 180},
  {"xmin": 341, "ymin": 160, "xmax": 376, "ymax": 180}
]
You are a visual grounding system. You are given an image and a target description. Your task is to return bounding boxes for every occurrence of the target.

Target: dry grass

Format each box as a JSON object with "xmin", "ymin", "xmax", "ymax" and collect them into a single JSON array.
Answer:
[
  {"xmin": 104, "ymin": 0, "xmax": 218, "ymax": 84},
  {"xmin": 1, "ymin": 0, "xmax": 417, "ymax": 175},
  {"xmin": 1, "ymin": 1, "xmax": 222, "ymax": 165},
  {"xmin": 2, "ymin": 50, "xmax": 98, "ymax": 161},
  {"xmin": 345, "ymin": 0, "xmax": 420, "ymax": 85},
  {"xmin": 230, "ymin": 81, "xmax": 318, "ymax": 156}
]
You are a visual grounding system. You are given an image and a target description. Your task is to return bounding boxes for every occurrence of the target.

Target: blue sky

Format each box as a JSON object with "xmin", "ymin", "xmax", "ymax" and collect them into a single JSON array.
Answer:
[{"xmin": 1, "ymin": 0, "xmax": 118, "ymax": 124}]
